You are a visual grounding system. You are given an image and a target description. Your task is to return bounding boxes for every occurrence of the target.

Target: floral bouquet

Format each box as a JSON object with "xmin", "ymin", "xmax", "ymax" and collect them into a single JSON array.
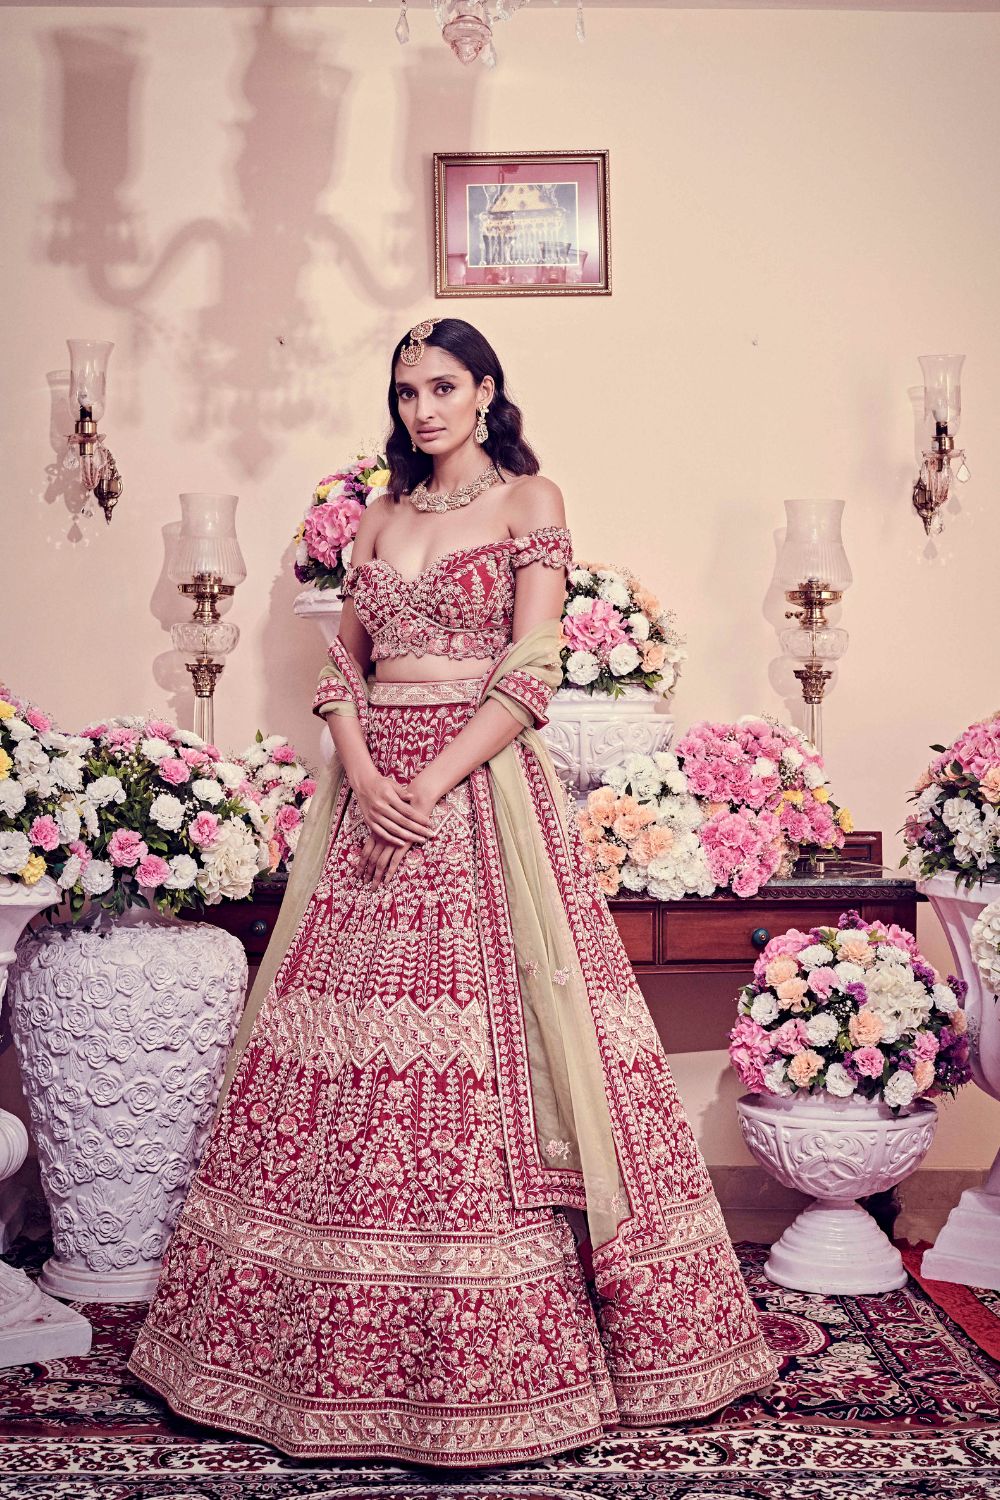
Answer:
[
  {"xmin": 293, "ymin": 453, "xmax": 390, "ymax": 593},
  {"xmin": 729, "ymin": 910, "xmax": 972, "ymax": 1113},
  {"xmin": 560, "ymin": 561, "xmax": 686, "ymax": 701},
  {"xmin": 902, "ymin": 711, "xmax": 1000, "ymax": 886},
  {"xmin": 0, "ymin": 687, "xmax": 92, "ymax": 894},
  {"xmin": 676, "ymin": 716, "xmax": 853, "ymax": 897},
  {"xmin": 64, "ymin": 716, "xmax": 269, "ymax": 917},
  {"xmin": 234, "ymin": 732, "xmax": 316, "ymax": 874},
  {"xmin": 575, "ymin": 752, "xmax": 715, "ymax": 900}
]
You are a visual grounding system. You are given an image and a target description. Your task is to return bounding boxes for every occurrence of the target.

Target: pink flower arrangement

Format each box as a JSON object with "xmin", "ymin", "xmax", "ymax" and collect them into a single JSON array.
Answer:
[
  {"xmin": 233, "ymin": 731, "xmax": 315, "ymax": 874},
  {"xmin": 560, "ymin": 561, "xmax": 686, "ymax": 701},
  {"xmin": 728, "ymin": 910, "xmax": 972, "ymax": 1111},
  {"xmin": 903, "ymin": 710, "xmax": 1000, "ymax": 886},
  {"xmin": 294, "ymin": 454, "xmax": 390, "ymax": 592}
]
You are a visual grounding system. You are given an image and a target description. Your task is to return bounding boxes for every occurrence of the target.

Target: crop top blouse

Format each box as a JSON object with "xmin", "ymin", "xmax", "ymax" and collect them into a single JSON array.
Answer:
[{"xmin": 336, "ymin": 525, "xmax": 574, "ymax": 664}]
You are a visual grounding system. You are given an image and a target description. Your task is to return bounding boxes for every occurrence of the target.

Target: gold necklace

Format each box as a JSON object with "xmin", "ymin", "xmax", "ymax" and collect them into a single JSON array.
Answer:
[{"xmin": 409, "ymin": 463, "xmax": 502, "ymax": 513}]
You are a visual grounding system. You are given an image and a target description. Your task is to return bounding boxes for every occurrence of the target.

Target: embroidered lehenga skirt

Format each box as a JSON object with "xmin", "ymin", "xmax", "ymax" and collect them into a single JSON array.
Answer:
[{"xmin": 127, "ymin": 677, "xmax": 777, "ymax": 1465}]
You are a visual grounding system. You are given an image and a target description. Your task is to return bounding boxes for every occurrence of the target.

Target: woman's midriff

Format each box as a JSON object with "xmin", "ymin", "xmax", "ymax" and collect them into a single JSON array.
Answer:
[{"xmin": 373, "ymin": 651, "xmax": 495, "ymax": 683}]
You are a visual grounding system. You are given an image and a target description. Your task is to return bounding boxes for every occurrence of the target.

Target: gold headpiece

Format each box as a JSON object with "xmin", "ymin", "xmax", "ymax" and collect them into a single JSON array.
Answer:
[{"xmin": 399, "ymin": 318, "xmax": 440, "ymax": 366}]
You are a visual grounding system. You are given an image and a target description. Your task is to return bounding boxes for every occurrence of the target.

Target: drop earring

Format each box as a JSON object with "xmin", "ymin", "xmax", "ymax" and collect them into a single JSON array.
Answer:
[
  {"xmin": 411, "ymin": 437, "xmax": 417, "ymax": 452},
  {"xmin": 475, "ymin": 405, "xmax": 490, "ymax": 445}
]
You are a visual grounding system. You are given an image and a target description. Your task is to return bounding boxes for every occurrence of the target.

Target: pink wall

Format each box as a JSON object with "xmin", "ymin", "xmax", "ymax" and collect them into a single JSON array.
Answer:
[{"xmin": 3, "ymin": 5, "xmax": 1000, "ymax": 1166}]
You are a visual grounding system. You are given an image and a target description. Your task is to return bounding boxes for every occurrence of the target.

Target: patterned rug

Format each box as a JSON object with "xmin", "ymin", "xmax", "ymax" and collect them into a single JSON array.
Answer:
[
  {"xmin": 899, "ymin": 1239, "xmax": 1000, "ymax": 1361},
  {"xmin": 2, "ymin": 1240, "xmax": 1000, "ymax": 1499}
]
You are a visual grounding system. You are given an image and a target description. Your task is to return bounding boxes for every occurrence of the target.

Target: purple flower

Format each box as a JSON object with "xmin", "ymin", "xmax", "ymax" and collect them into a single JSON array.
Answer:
[
  {"xmin": 841, "ymin": 1053, "xmax": 861, "ymax": 1081},
  {"xmin": 837, "ymin": 909, "xmax": 867, "ymax": 931},
  {"xmin": 912, "ymin": 961, "xmax": 937, "ymax": 987},
  {"xmin": 844, "ymin": 981, "xmax": 868, "ymax": 1006},
  {"xmin": 947, "ymin": 973, "xmax": 969, "ymax": 1003}
]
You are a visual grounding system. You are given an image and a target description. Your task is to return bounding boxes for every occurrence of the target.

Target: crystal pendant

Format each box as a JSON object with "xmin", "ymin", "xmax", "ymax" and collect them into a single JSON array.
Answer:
[
  {"xmin": 576, "ymin": 0, "xmax": 585, "ymax": 39},
  {"xmin": 442, "ymin": 1, "xmax": 491, "ymax": 62},
  {"xmin": 482, "ymin": 39, "xmax": 497, "ymax": 66},
  {"xmin": 956, "ymin": 458, "xmax": 971, "ymax": 482},
  {"xmin": 395, "ymin": 0, "xmax": 410, "ymax": 44}
]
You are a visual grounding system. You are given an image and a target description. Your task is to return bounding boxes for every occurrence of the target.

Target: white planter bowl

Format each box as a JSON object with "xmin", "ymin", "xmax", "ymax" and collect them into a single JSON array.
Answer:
[
  {"xmin": 918, "ymin": 872, "xmax": 1000, "ymax": 1289},
  {"xmin": 293, "ymin": 584, "xmax": 344, "ymax": 649},
  {"xmin": 8, "ymin": 914, "xmax": 247, "ymax": 1303},
  {"xmin": 738, "ymin": 1090, "xmax": 937, "ymax": 1294},
  {"xmin": 541, "ymin": 686, "xmax": 675, "ymax": 801}
]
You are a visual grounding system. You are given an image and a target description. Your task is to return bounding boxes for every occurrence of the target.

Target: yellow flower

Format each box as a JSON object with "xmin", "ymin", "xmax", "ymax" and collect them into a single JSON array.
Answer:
[
  {"xmin": 837, "ymin": 807, "xmax": 854, "ymax": 833},
  {"xmin": 0, "ymin": 747, "xmax": 11, "ymax": 780},
  {"xmin": 366, "ymin": 468, "xmax": 391, "ymax": 489},
  {"xmin": 0, "ymin": 700, "xmax": 14, "ymax": 719},
  {"xmin": 19, "ymin": 855, "xmax": 46, "ymax": 886},
  {"xmin": 813, "ymin": 786, "xmax": 830, "ymax": 803},
  {"xmin": 294, "ymin": 521, "xmax": 305, "ymax": 544},
  {"xmin": 314, "ymin": 483, "xmax": 333, "ymax": 502},
  {"xmin": 783, "ymin": 789, "xmax": 804, "ymax": 805}
]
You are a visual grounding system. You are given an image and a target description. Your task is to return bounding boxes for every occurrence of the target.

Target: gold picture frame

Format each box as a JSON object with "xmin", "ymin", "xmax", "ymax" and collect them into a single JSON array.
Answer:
[{"xmin": 433, "ymin": 150, "xmax": 611, "ymax": 297}]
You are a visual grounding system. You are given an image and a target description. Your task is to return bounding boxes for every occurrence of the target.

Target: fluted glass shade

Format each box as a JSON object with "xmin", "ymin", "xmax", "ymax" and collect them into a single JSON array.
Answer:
[
  {"xmin": 168, "ymin": 494, "xmax": 247, "ymax": 584},
  {"xmin": 918, "ymin": 353, "xmax": 964, "ymax": 436},
  {"xmin": 775, "ymin": 499, "xmax": 852, "ymax": 591},
  {"xmin": 67, "ymin": 339, "xmax": 113, "ymax": 423}
]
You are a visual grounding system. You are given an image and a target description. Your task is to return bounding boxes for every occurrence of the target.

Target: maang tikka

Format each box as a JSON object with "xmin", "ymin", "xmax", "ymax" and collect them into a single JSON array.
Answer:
[{"xmin": 399, "ymin": 318, "xmax": 440, "ymax": 366}]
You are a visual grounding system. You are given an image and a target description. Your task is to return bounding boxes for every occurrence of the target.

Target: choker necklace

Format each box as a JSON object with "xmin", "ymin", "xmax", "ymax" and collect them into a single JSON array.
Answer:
[{"xmin": 410, "ymin": 464, "xmax": 502, "ymax": 513}]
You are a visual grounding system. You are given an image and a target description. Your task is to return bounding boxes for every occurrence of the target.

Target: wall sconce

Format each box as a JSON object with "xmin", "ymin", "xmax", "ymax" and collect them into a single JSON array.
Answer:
[
  {"xmin": 776, "ymin": 499, "xmax": 853, "ymax": 756},
  {"xmin": 65, "ymin": 339, "xmax": 124, "ymax": 524},
  {"xmin": 168, "ymin": 494, "xmax": 246, "ymax": 747},
  {"xmin": 911, "ymin": 354, "xmax": 970, "ymax": 535}
]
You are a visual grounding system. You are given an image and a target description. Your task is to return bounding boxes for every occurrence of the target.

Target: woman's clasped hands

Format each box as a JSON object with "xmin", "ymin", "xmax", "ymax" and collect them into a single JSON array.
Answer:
[{"xmin": 354, "ymin": 768, "xmax": 442, "ymax": 885}]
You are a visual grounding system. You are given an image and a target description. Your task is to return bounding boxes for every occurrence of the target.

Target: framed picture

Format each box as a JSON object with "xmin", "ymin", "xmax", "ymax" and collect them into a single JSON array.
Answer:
[{"xmin": 433, "ymin": 150, "xmax": 611, "ymax": 297}]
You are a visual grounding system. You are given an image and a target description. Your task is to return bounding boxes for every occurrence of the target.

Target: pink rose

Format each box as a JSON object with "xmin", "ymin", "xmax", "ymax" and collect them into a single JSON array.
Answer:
[
  {"xmin": 136, "ymin": 854, "xmax": 171, "ymax": 889},
  {"xmin": 562, "ymin": 599, "xmax": 629, "ymax": 657},
  {"xmin": 25, "ymin": 707, "xmax": 52, "ymax": 733},
  {"xmin": 851, "ymin": 1045, "xmax": 885, "ymax": 1079},
  {"xmin": 271, "ymin": 745, "xmax": 297, "ymax": 764},
  {"xmin": 189, "ymin": 811, "xmax": 220, "ymax": 848},
  {"xmin": 159, "ymin": 757, "xmax": 190, "ymax": 786},
  {"xmin": 773, "ymin": 1018, "xmax": 809, "ymax": 1056},
  {"xmin": 807, "ymin": 967, "xmax": 837, "ymax": 999},
  {"xmin": 29, "ymin": 815, "xmax": 60, "ymax": 852},
  {"xmin": 107, "ymin": 829, "xmax": 148, "ymax": 868},
  {"xmin": 274, "ymin": 805, "xmax": 302, "ymax": 833}
]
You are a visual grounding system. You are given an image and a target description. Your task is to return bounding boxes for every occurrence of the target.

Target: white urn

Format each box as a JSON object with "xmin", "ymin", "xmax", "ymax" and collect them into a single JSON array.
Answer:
[
  {"xmin": 918, "ymin": 873, "xmax": 1000, "ymax": 1290},
  {"xmin": 0, "ymin": 876, "xmax": 93, "ymax": 1363},
  {"xmin": 293, "ymin": 584, "xmax": 344, "ymax": 649},
  {"xmin": 8, "ymin": 912, "xmax": 247, "ymax": 1303},
  {"xmin": 737, "ymin": 1090, "xmax": 937, "ymax": 1294},
  {"xmin": 541, "ymin": 686, "xmax": 675, "ymax": 801}
]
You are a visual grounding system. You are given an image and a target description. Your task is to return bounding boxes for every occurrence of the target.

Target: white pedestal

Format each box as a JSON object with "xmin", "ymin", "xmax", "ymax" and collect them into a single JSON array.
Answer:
[{"xmin": 541, "ymin": 687, "xmax": 675, "ymax": 801}]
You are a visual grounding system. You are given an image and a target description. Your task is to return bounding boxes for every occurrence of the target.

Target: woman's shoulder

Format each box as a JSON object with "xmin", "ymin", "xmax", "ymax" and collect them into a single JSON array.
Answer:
[
  {"xmin": 348, "ymin": 492, "xmax": 391, "ymax": 565},
  {"xmin": 500, "ymin": 472, "xmax": 567, "ymax": 539}
]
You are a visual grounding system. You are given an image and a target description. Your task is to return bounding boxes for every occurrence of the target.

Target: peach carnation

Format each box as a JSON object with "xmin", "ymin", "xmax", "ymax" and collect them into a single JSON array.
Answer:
[
  {"xmin": 787, "ymin": 1049, "xmax": 824, "ymax": 1087},
  {"xmin": 596, "ymin": 868, "xmax": 621, "ymax": 897},
  {"xmin": 849, "ymin": 1009, "xmax": 884, "ymax": 1047},
  {"xmin": 838, "ymin": 936, "xmax": 874, "ymax": 965},
  {"xmin": 641, "ymin": 642, "xmax": 668, "ymax": 671},
  {"xmin": 980, "ymin": 767, "xmax": 1000, "ymax": 803},
  {"xmin": 648, "ymin": 825, "xmax": 675, "ymax": 857},
  {"xmin": 765, "ymin": 956, "xmax": 799, "ymax": 986},
  {"xmin": 913, "ymin": 1059, "xmax": 936, "ymax": 1092},
  {"xmin": 776, "ymin": 977, "xmax": 809, "ymax": 1010}
]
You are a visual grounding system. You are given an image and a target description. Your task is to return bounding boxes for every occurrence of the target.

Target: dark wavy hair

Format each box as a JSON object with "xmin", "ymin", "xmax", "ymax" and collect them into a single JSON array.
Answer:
[{"xmin": 385, "ymin": 319, "xmax": 540, "ymax": 502}]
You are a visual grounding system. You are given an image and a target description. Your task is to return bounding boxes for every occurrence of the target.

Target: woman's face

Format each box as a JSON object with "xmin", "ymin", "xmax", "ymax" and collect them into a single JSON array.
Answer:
[{"xmin": 393, "ymin": 348, "xmax": 493, "ymax": 458}]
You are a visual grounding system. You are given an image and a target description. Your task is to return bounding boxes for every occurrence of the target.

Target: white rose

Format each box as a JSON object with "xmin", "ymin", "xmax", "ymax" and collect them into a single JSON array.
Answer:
[
  {"xmin": 825, "ymin": 1062, "xmax": 857, "ymax": 1098},
  {"xmin": 566, "ymin": 651, "xmax": 600, "ymax": 686},
  {"xmin": 750, "ymin": 994, "xmax": 779, "ymax": 1025},
  {"xmin": 192, "ymin": 778, "xmax": 224, "ymax": 805},
  {"xmin": 150, "ymin": 793, "xmax": 185, "ymax": 832},
  {"xmin": 932, "ymin": 983, "xmax": 958, "ymax": 1014},
  {"xmin": 797, "ymin": 943, "xmax": 834, "ymax": 967},
  {"xmin": 165, "ymin": 854, "xmax": 198, "ymax": 890},
  {"xmin": 627, "ymin": 612, "xmax": 650, "ymax": 642},
  {"xmin": 569, "ymin": 568, "xmax": 594, "ymax": 588},
  {"xmin": 81, "ymin": 859, "xmax": 113, "ymax": 896},
  {"xmin": 763, "ymin": 1060, "xmax": 793, "ymax": 1097},
  {"xmin": 88, "ymin": 775, "xmax": 126, "ymax": 807},
  {"xmin": 58, "ymin": 854, "xmax": 83, "ymax": 890},
  {"xmin": 597, "ymin": 578, "xmax": 631, "ymax": 610},
  {"xmin": 608, "ymin": 643, "xmax": 640, "ymax": 677},
  {"xmin": 0, "ymin": 832, "xmax": 31, "ymax": 874},
  {"xmin": 565, "ymin": 595, "xmax": 594, "ymax": 618},
  {"xmin": 0, "ymin": 781, "xmax": 27, "ymax": 817},
  {"xmin": 141, "ymin": 737, "xmax": 175, "ymax": 761},
  {"xmin": 883, "ymin": 1070, "xmax": 918, "ymax": 1109},
  {"xmin": 214, "ymin": 762, "xmax": 245, "ymax": 790},
  {"xmin": 805, "ymin": 1012, "xmax": 839, "ymax": 1046}
]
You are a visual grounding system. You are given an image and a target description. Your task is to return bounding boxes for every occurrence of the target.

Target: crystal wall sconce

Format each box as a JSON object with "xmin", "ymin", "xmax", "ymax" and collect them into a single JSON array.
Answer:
[
  {"xmin": 776, "ymin": 499, "xmax": 853, "ymax": 757},
  {"xmin": 168, "ymin": 494, "xmax": 247, "ymax": 747},
  {"xmin": 65, "ymin": 339, "xmax": 124, "ymax": 523},
  {"xmin": 911, "ymin": 354, "xmax": 970, "ymax": 536}
]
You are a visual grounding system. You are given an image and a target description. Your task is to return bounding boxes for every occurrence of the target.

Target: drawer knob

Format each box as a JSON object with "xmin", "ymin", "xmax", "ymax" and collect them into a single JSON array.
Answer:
[
  {"xmin": 750, "ymin": 927, "xmax": 770, "ymax": 950},
  {"xmin": 250, "ymin": 919, "xmax": 269, "ymax": 938}
]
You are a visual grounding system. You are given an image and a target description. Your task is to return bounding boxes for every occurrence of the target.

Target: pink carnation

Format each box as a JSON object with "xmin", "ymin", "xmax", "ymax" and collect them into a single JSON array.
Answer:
[
  {"xmin": 145, "ymin": 719, "xmax": 177, "ymax": 740},
  {"xmin": 25, "ymin": 707, "xmax": 52, "ymax": 734},
  {"xmin": 189, "ymin": 811, "xmax": 220, "ymax": 847},
  {"xmin": 773, "ymin": 1018, "xmax": 809, "ymax": 1056},
  {"xmin": 299, "ymin": 778, "xmax": 317, "ymax": 797},
  {"xmin": 238, "ymin": 779, "xmax": 262, "ymax": 804},
  {"xmin": 29, "ymin": 815, "xmax": 60, "ymax": 852},
  {"xmin": 562, "ymin": 599, "xmax": 629, "ymax": 657},
  {"xmin": 912, "ymin": 1031, "xmax": 940, "ymax": 1061},
  {"xmin": 180, "ymin": 747, "xmax": 211, "ymax": 769},
  {"xmin": 807, "ymin": 967, "xmax": 837, "ymax": 999},
  {"xmin": 105, "ymin": 727, "xmax": 139, "ymax": 753},
  {"xmin": 159, "ymin": 757, "xmax": 190, "ymax": 786},
  {"xmin": 270, "ymin": 745, "xmax": 297, "ymax": 764},
  {"xmin": 68, "ymin": 839, "xmax": 92, "ymax": 870},
  {"xmin": 274, "ymin": 804, "xmax": 302, "ymax": 833},
  {"xmin": 728, "ymin": 1015, "xmax": 773, "ymax": 1092},
  {"xmin": 304, "ymin": 496, "xmax": 365, "ymax": 568},
  {"xmin": 136, "ymin": 854, "xmax": 171, "ymax": 889},
  {"xmin": 851, "ymin": 1046, "xmax": 885, "ymax": 1079},
  {"xmin": 107, "ymin": 829, "xmax": 148, "ymax": 868}
]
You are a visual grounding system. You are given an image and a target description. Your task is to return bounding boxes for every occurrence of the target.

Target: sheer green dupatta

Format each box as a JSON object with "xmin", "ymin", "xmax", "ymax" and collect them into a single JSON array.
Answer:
[
  {"xmin": 480, "ymin": 621, "xmax": 631, "ymax": 1256},
  {"xmin": 211, "ymin": 638, "xmax": 367, "ymax": 1121}
]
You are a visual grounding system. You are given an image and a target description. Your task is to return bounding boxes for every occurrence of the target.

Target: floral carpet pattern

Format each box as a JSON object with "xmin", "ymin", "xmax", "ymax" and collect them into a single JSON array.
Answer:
[{"xmin": 1, "ymin": 1242, "xmax": 999, "ymax": 1498}]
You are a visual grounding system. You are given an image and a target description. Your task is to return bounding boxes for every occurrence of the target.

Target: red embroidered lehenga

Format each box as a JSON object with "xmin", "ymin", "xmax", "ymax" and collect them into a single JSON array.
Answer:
[{"xmin": 127, "ymin": 525, "xmax": 778, "ymax": 1465}]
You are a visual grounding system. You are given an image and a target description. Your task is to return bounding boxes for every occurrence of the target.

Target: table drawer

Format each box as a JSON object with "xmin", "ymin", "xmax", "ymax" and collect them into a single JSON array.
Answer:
[
  {"xmin": 663, "ymin": 905, "xmax": 837, "ymax": 963},
  {"xmin": 181, "ymin": 902, "xmax": 278, "ymax": 959},
  {"xmin": 611, "ymin": 907, "xmax": 657, "ymax": 964}
]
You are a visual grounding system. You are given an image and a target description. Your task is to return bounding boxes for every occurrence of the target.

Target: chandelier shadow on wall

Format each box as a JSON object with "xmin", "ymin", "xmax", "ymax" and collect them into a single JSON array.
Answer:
[{"xmin": 394, "ymin": 0, "xmax": 585, "ymax": 67}]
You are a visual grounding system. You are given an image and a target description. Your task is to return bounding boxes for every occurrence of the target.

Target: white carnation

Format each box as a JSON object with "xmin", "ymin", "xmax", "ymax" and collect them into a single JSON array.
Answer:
[
  {"xmin": 833, "ymin": 961, "xmax": 865, "ymax": 987},
  {"xmin": 0, "ymin": 832, "xmax": 31, "ymax": 874},
  {"xmin": 805, "ymin": 1012, "xmax": 839, "ymax": 1046},
  {"xmin": 566, "ymin": 651, "xmax": 600, "ymax": 686},
  {"xmin": 781, "ymin": 748, "xmax": 805, "ymax": 771},
  {"xmin": 569, "ymin": 568, "xmax": 594, "ymax": 588},
  {"xmin": 195, "ymin": 819, "xmax": 261, "ymax": 903},
  {"xmin": 620, "ymin": 862, "xmax": 647, "ymax": 892},
  {"xmin": 192, "ymin": 778, "xmax": 224, "ymax": 805},
  {"xmin": 0, "ymin": 781, "xmax": 26, "ymax": 817},
  {"xmin": 55, "ymin": 803, "xmax": 82, "ymax": 842},
  {"xmin": 14, "ymin": 741, "xmax": 48, "ymax": 775},
  {"xmin": 883, "ymin": 1070, "xmax": 918, "ymax": 1109},
  {"xmin": 797, "ymin": 943, "xmax": 834, "ymax": 967},
  {"xmin": 81, "ymin": 858, "xmax": 113, "ymax": 896},
  {"xmin": 141, "ymin": 736, "xmax": 175, "ymax": 761},
  {"xmin": 88, "ymin": 775, "xmax": 126, "ymax": 807},
  {"xmin": 261, "ymin": 735, "xmax": 287, "ymax": 752},
  {"xmin": 608, "ymin": 642, "xmax": 641, "ymax": 677},
  {"xmin": 174, "ymin": 729, "xmax": 205, "ymax": 748},
  {"xmin": 565, "ymin": 595, "xmax": 594, "ymax": 617},
  {"xmin": 627, "ymin": 612, "xmax": 650, "ymax": 642},
  {"xmin": 763, "ymin": 1060, "xmax": 793, "ymax": 1097},
  {"xmin": 5, "ymin": 718, "xmax": 34, "ymax": 743},
  {"xmin": 165, "ymin": 854, "xmax": 198, "ymax": 890},
  {"xmin": 601, "ymin": 766, "xmax": 628, "ymax": 795},
  {"xmin": 931, "ymin": 983, "xmax": 958, "ymax": 1014},
  {"xmin": 214, "ymin": 761, "xmax": 246, "ymax": 790},
  {"xmin": 803, "ymin": 764, "xmax": 825, "ymax": 789},
  {"xmin": 915, "ymin": 784, "xmax": 944, "ymax": 815},
  {"xmin": 50, "ymin": 756, "xmax": 85, "ymax": 792},
  {"xmin": 825, "ymin": 1062, "xmax": 857, "ymax": 1098},
  {"xmin": 243, "ymin": 747, "xmax": 269, "ymax": 770},
  {"xmin": 752, "ymin": 757, "xmax": 777, "ymax": 778},
  {"xmin": 750, "ymin": 993, "xmax": 779, "ymax": 1025},
  {"xmin": 597, "ymin": 578, "xmax": 631, "ymax": 610},
  {"xmin": 279, "ymin": 764, "xmax": 306, "ymax": 787},
  {"xmin": 876, "ymin": 943, "xmax": 913, "ymax": 967},
  {"xmin": 58, "ymin": 854, "xmax": 83, "ymax": 890},
  {"xmin": 150, "ymin": 793, "xmax": 185, "ymax": 832}
]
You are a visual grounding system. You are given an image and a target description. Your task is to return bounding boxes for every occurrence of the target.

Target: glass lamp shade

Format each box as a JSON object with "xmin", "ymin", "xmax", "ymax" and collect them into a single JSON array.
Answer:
[
  {"xmin": 168, "ymin": 494, "xmax": 247, "ymax": 585},
  {"xmin": 774, "ymin": 499, "xmax": 852, "ymax": 591},
  {"xmin": 67, "ymin": 339, "xmax": 113, "ymax": 423},
  {"xmin": 171, "ymin": 619, "xmax": 240, "ymax": 658},
  {"xmin": 442, "ymin": 1, "xmax": 492, "ymax": 62},
  {"xmin": 918, "ymin": 354, "xmax": 964, "ymax": 435},
  {"xmin": 779, "ymin": 623, "xmax": 849, "ymax": 663}
]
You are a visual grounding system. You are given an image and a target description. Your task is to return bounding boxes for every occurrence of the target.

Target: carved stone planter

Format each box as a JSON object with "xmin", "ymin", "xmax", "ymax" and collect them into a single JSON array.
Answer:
[
  {"xmin": 8, "ymin": 914, "xmax": 247, "ymax": 1303},
  {"xmin": 919, "ymin": 873, "xmax": 1000, "ymax": 1290},
  {"xmin": 0, "ymin": 876, "xmax": 93, "ymax": 1363},
  {"xmin": 541, "ymin": 686, "xmax": 675, "ymax": 801},
  {"xmin": 293, "ymin": 584, "xmax": 344, "ymax": 649},
  {"xmin": 737, "ymin": 1090, "xmax": 937, "ymax": 1293}
]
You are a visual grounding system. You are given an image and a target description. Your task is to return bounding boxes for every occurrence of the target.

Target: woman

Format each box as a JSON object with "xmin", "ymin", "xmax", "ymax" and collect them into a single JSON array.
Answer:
[{"xmin": 127, "ymin": 317, "xmax": 778, "ymax": 1466}]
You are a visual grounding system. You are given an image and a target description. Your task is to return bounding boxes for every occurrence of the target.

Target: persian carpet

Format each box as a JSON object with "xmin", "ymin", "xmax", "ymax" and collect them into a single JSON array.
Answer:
[
  {"xmin": 899, "ymin": 1239, "xmax": 1000, "ymax": 1362},
  {"xmin": 1, "ymin": 1240, "xmax": 999, "ymax": 1500}
]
